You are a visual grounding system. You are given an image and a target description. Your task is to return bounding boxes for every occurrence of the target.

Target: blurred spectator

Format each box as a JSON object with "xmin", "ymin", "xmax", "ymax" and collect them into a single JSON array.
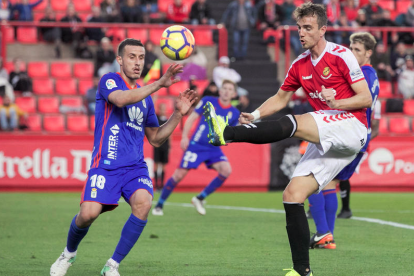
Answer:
[
  {"xmin": 10, "ymin": 0, "xmax": 43, "ymax": 21},
  {"xmin": 333, "ymin": 13, "xmax": 352, "ymax": 45},
  {"xmin": 167, "ymin": 0, "xmax": 189, "ymax": 24},
  {"xmin": 40, "ymin": 6, "xmax": 62, "ymax": 58},
  {"xmin": 212, "ymin": 56, "xmax": 241, "ymax": 88},
  {"xmin": 86, "ymin": 77, "xmax": 99, "ymax": 114},
  {"xmin": 343, "ymin": 0, "xmax": 358, "ymax": 23},
  {"xmin": 406, "ymin": 0, "xmax": 414, "ymax": 27},
  {"xmin": 371, "ymin": 43, "xmax": 393, "ymax": 81},
  {"xmin": 9, "ymin": 58, "xmax": 31, "ymax": 93},
  {"xmin": 374, "ymin": 10, "xmax": 396, "ymax": 27},
  {"xmin": 185, "ymin": 46, "xmax": 207, "ymax": 68},
  {"xmin": 326, "ymin": 0, "xmax": 340, "ymax": 24},
  {"xmin": 76, "ymin": 39, "xmax": 94, "ymax": 59},
  {"xmin": 355, "ymin": 9, "xmax": 367, "ymax": 27},
  {"xmin": 363, "ymin": 0, "xmax": 383, "ymax": 26},
  {"xmin": 236, "ymin": 86, "xmax": 253, "ymax": 113},
  {"xmin": 142, "ymin": 40, "xmax": 158, "ymax": 78},
  {"xmin": 190, "ymin": 0, "xmax": 215, "ymax": 25},
  {"xmin": 121, "ymin": 0, "xmax": 143, "ymax": 23},
  {"xmin": 177, "ymin": 47, "xmax": 207, "ymax": 80},
  {"xmin": 141, "ymin": 0, "xmax": 159, "ymax": 23},
  {"xmin": 95, "ymin": 37, "xmax": 116, "ymax": 76},
  {"xmin": 86, "ymin": 6, "xmax": 105, "ymax": 42},
  {"xmin": 202, "ymin": 80, "xmax": 219, "ymax": 97},
  {"xmin": 0, "ymin": 0, "xmax": 11, "ymax": 20},
  {"xmin": 221, "ymin": 0, "xmax": 256, "ymax": 60},
  {"xmin": 0, "ymin": 96, "xmax": 27, "ymax": 131},
  {"xmin": 257, "ymin": 0, "xmax": 283, "ymax": 31},
  {"xmin": 0, "ymin": 57, "xmax": 9, "ymax": 80},
  {"xmin": 281, "ymin": 0, "xmax": 296, "ymax": 25},
  {"xmin": 60, "ymin": 4, "xmax": 83, "ymax": 45},
  {"xmin": 398, "ymin": 55, "xmax": 414, "ymax": 99},
  {"xmin": 100, "ymin": 0, "xmax": 122, "ymax": 22},
  {"xmin": 390, "ymin": 42, "xmax": 407, "ymax": 74},
  {"xmin": 0, "ymin": 75, "xmax": 14, "ymax": 101}
]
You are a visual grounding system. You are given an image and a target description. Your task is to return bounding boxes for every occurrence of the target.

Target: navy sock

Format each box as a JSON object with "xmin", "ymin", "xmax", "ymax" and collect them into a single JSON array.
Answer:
[
  {"xmin": 323, "ymin": 189, "xmax": 338, "ymax": 234},
  {"xmin": 197, "ymin": 174, "xmax": 227, "ymax": 200},
  {"xmin": 66, "ymin": 215, "xmax": 90, "ymax": 253},
  {"xmin": 112, "ymin": 214, "xmax": 147, "ymax": 264},
  {"xmin": 308, "ymin": 193, "xmax": 329, "ymax": 234},
  {"xmin": 156, "ymin": 178, "xmax": 177, "ymax": 208}
]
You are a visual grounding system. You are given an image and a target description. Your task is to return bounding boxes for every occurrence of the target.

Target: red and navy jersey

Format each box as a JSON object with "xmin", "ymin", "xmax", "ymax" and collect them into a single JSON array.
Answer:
[
  {"xmin": 90, "ymin": 72, "xmax": 159, "ymax": 170},
  {"xmin": 281, "ymin": 41, "xmax": 367, "ymax": 127}
]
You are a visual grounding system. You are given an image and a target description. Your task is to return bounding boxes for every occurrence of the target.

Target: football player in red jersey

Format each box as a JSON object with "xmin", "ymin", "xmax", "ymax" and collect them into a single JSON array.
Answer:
[{"xmin": 204, "ymin": 3, "xmax": 372, "ymax": 276}]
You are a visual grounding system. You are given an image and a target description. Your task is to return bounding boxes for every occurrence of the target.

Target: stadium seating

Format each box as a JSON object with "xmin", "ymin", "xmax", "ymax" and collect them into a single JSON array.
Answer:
[
  {"xmin": 28, "ymin": 61, "xmax": 49, "ymax": 78},
  {"xmin": 78, "ymin": 79, "xmax": 94, "ymax": 95},
  {"xmin": 106, "ymin": 28, "xmax": 126, "ymax": 43},
  {"xmin": 51, "ymin": 62, "xmax": 72, "ymax": 78},
  {"xmin": 379, "ymin": 117, "xmax": 389, "ymax": 134},
  {"xmin": 67, "ymin": 115, "xmax": 89, "ymax": 132},
  {"xmin": 15, "ymin": 97, "xmax": 36, "ymax": 113},
  {"xmin": 43, "ymin": 114, "xmax": 65, "ymax": 132},
  {"xmin": 397, "ymin": 1, "xmax": 412, "ymax": 14},
  {"xmin": 4, "ymin": 60, "xmax": 26, "ymax": 72},
  {"xmin": 56, "ymin": 78, "xmax": 77, "ymax": 95},
  {"xmin": 61, "ymin": 96, "xmax": 83, "ymax": 108},
  {"xmin": 389, "ymin": 117, "xmax": 410, "ymax": 134},
  {"xmin": 73, "ymin": 62, "xmax": 94, "ymax": 78},
  {"xmin": 193, "ymin": 30, "xmax": 213, "ymax": 46},
  {"xmin": 378, "ymin": 1, "xmax": 394, "ymax": 10},
  {"xmin": 154, "ymin": 87, "xmax": 168, "ymax": 97},
  {"xmin": 169, "ymin": 81, "xmax": 190, "ymax": 96},
  {"xmin": 193, "ymin": 80, "xmax": 209, "ymax": 93},
  {"xmin": 51, "ymin": 0, "xmax": 70, "ymax": 11},
  {"xmin": 38, "ymin": 97, "xmax": 59, "ymax": 113},
  {"xmin": 4, "ymin": 26, "xmax": 14, "ymax": 43},
  {"xmin": 149, "ymin": 29, "xmax": 165, "ymax": 45},
  {"xmin": 27, "ymin": 113, "xmax": 42, "ymax": 131},
  {"xmin": 379, "ymin": 80, "xmax": 393, "ymax": 98},
  {"xmin": 127, "ymin": 29, "xmax": 148, "ymax": 44},
  {"xmin": 33, "ymin": 79, "xmax": 54, "ymax": 95},
  {"xmin": 33, "ymin": 12, "xmax": 45, "ymax": 22},
  {"xmin": 32, "ymin": 0, "xmax": 47, "ymax": 11},
  {"xmin": 155, "ymin": 97, "xmax": 174, "ymax": 116},
  {"xmin": 403, "ymin": 100, "xmax": 414, "ymax": 116},
  {"xmin": 90, "ymin": 115, "xmax": 95, "ymax": 131},
  {"xmin": 73, "ymin": 0, "xmax": 92, "ymax": 12},
  {"xmin": 162, "ymin": 63, "xmax": 172, "ymax": 74},
  {"xmin": 17, "ymin": 27, "xmax": 38, "ymax": 43}
]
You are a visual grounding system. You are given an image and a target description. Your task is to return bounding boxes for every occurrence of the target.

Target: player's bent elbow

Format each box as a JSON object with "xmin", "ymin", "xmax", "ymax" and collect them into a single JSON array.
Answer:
[{"xmin": 364, "ymin": 94, "xmax": 372, "ymax": 108}]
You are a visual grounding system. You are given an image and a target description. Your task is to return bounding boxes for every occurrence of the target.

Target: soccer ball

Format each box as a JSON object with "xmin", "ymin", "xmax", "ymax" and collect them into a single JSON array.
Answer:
[{"xmin": 160, "ymin": 25, "xmax": 195, "ymax": 61}]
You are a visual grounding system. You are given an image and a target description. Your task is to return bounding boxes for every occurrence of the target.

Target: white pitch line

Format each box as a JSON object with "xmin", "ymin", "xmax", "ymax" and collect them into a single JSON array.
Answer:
[{"xmin": 162, "ymin": 202, "xmax": 414, "ymax": 231}]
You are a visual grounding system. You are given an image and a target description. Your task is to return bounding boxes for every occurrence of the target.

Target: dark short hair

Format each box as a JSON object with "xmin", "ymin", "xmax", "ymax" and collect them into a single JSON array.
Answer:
[
  {"xmin": 294, "ymin": 2, "xmax": 327, "ymax": 29},
  {"xmin": 117, "ymin": 38, "xmax": 144, "ymax": 56},
  {"xmin": 350, "ymin": 32, "xmax": 377, "ymax": 51}
]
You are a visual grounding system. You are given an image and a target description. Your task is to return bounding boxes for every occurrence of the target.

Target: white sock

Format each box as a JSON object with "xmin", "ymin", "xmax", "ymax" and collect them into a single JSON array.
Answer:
[{"xmin": 64, "ymin": 247, "xmax": 77, "ymax": 258}]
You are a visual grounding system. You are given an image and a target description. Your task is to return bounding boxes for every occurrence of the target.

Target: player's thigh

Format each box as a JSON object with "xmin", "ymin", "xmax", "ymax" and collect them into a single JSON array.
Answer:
[
  {"xmin": 129, "ymin": 189, "xmax": 153, "ymax": 220},
  {"xmin": 323, "ymin": 179, "xmax": 339, "ymax": 190},
  {"xmin": 283, "ymin": 174, "xmax": 319, "ymax": 203},
  {"xmin": 211, "ymin": 161, "xmax": 232, "ymax": 177},
  {"xmin": 293, "ymin": 113, "xmax": 320, "ymax": 144}
]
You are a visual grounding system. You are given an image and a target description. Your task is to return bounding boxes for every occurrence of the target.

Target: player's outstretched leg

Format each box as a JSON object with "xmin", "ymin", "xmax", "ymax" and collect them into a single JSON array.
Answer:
[{"xmin": 338, "ymin": 180, "xmax": 352, "ymax": 218}]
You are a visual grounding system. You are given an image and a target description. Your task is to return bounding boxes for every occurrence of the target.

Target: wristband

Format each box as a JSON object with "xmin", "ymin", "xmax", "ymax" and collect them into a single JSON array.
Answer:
[{"xmin": 251, "ymin": 110, "xmax": 260, "ymax": 121}]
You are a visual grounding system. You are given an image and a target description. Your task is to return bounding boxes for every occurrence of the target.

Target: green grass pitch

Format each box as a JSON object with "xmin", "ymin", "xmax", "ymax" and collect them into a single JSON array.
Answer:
[{"xmin": 1, "ymin": 192, "xmax": 413, "ymax": 275}]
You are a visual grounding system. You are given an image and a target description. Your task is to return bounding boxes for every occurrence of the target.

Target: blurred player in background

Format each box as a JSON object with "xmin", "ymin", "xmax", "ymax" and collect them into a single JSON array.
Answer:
[
  {"xmin": 50, "ymin": 38, "xmax": 196, "ymax": 276},
  {"xmin": 152, "ymin": 80, "xmax": 240, "ymax": 216},
  {"xmin": 204, "ymin": 3, "xmax": 372, "ymax": 275},
  {"xmin": 307, "ymin": 32, "xmax": 380, "ymax": 250}
]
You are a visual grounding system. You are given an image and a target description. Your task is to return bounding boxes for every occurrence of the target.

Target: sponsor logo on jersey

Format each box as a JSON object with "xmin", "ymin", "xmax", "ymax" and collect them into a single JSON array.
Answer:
[
  {"xmin": 106, "ymin": 79, "xmax": 117, "ymax": 90},
  {"xmin": 350, "ymin": 68, "xmax": 364, "ymax": 81},
  {"xmin": 128, "ymin": 106, "xmax": 143, "ymax": 125},
  {"xmin": 138, "ymin": 178, "xmax": 153, "ymax": 189},
  {"xmin": 142, "ymin": 99, "xmax": 147, "ymax": 108},
  {"xmin": 193, "ymin": 124, "xmax": 206, "ymax": 142},
  {"xmin": 108, "ymin": 124, "xmax": 119, "ymax": 160},
  {"xmin": 302, "ymin": 74, "xmax": 312, "ymax": 80},
  {"xmin": 309, "ymin": 90, "xmax": 337, "ymax": 102},
  {"xmin": 371, "ymin": 78, "xmax": 379, "ymax": 94}
]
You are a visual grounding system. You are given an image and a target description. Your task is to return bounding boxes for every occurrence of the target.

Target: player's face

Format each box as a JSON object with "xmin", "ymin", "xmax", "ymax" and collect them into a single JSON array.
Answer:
[
  {"xmin": 118, "ymin": 45, "xmax": 145, "ymax": 80},
  {"xmin": 219, "ymin": 83, "xmax": 236, "ymax": 102},
  {"xmin": 297, "ymin": 15, "xmax": 326, "ymax": 50},
  {"xmin": 350, "ymin": 42, "xmax": 370, "ymax": 67}
]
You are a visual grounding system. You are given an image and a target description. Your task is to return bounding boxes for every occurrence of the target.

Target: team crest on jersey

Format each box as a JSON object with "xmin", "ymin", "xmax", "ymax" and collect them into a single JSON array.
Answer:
[
  {"xmin": 142, "ymin": 99, "xmax": 147, "ymax": 108},
  {"xmin": 106, "ymin": 79, "xmax": 117, "ymax": 89},
  {"xmin": 227, "ymin": 111, "xmax": 233, "ymax": 119},
  {"xmin": 321, "ymin": 67, "xmax": 332, "ymax": 79},
  {"xmin": 196, "ymin": 100, "xmax": 203, "ymax": 109}
]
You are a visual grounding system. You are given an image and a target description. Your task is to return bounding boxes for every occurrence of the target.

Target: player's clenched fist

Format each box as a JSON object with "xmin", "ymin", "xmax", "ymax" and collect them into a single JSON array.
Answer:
[
  {"xmin": 321, "ymin": 85, "xmax": 337, "ymax": 108},
  {"xmin": 239, "ymin": 112, "xmax": 254, "ymax": 124}
]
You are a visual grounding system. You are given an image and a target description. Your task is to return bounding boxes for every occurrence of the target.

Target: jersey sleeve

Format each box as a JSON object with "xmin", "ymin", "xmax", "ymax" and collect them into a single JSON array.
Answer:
[
  {"xmin": 280, "ymin": 62, "xmax": 301, "ymax": 92},
  {"xmin": 99, "ymin": 74, "xmax": 121, "ymax": 102},
  {"xmin": 338, "ymin": 50, "xmax": 365, "ymax": 84},
  {"xmin": 145, "ymin": 96, "xmax": 159, "ymax": 127}
]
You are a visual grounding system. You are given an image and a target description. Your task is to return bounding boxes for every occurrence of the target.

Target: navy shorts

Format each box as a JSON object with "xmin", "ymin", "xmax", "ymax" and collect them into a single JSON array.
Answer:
[
  {"xmin": 336, "ymin": 152, "xmax": 365, "ymax": 181},
  {"xmin": 179, "ymin": 145, "xmax": 228, "ymax": 169},
  {"xmin": 81, "ymin": 167, "xmax": 153, "ymax": 212}
]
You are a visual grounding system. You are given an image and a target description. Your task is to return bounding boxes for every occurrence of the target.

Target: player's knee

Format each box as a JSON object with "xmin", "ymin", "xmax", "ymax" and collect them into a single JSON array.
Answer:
[
  {"xmin": 172, "ymin": 169, "xmax": 187, "ymax": 182},
  {"xmin": 219, "ymin": 165, "xmax": 232, "ymax": 178},
  {"xmin": 131, "ymin": 199, "xmax": 152, "ymax": 217},
  {"xmin": 77, "ymin": 210, "xmax": 100, "ymax": 226},
  {"xmin": 282, "ymin": 187, "xmax": 307, "ymax": 203}
]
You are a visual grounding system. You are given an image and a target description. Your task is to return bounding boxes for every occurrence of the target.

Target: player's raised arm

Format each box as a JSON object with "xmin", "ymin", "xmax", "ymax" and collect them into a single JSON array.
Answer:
[{"xmin": 145, "ymin": 89, "xmax": 197, "ymax": 147}]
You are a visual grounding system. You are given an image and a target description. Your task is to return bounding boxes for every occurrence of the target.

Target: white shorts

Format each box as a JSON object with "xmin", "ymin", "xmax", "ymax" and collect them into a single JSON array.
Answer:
[{"xmin": 292, "ymin": 110, "xmax": 367, "ymax": 192}]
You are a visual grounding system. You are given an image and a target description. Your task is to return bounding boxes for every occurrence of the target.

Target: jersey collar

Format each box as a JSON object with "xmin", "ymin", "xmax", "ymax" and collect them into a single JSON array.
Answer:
[
  {"xmin": 362, "ymin": 64, "xmax": 372, "ymax": 67},
  {"xmin": 218, "ymin": 98, "xmax": 232, "ymax": 109},
  {"xmin": 116, "ymin": 72, "xmax": 137, "ymax": 89}
]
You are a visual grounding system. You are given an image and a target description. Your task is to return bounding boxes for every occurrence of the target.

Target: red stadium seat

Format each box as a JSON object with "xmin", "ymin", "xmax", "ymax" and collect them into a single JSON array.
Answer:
[
  {"xmin": 106, "ymin": 28, "xmax": 126, "ymax": 43},
  {"xmin": 193, "ymin": 80, "xmax": 209, "ymax": 93},
  {"xmin": 149, "ymin": 29, "xmax": 165, "ymax": 45},
  {"xmin": 56, "ymin": 78, "xmax": 78, "ymax": 95},
  {"xmin": 389, "ymin": 117, "xmax": 410, "ymax": 134},
  {"xmin": 157, "ymin": 0, "xmax": 173, "ymax": 13},
  {"xmin": 32, "ymin": 0, "xmax": 48, "ymax": 11},
  {"xmin": 27, "ymin": 61, "xmax": 49, "ymax": 78},
  {"xmin": 169, "ymin": 81, "xmax": 190, "ymax": 96},
  {"xmin": 73, "ymin": 0, "xmax": 92, "ymax": 12},
  {"xmin": 78, "ymin": 79, "xmax": 94, "ymax": 95},
  {"xmin": 127, "ymin": 29, "xmax": 148, "ymax": 44},
  {"xmin": 51, "ymin": 0, "xmax": 70, "ymax": 11},
  {"xmin": 17, "ymin": 27, "xmax": 38, "ymax": 43},
  {"xmin": 51, "ymin": 62, "xmax": 72, "ymax": 78},
  {"xmin": 379, "ymin": 117, "xmax": 388, "ymax": 134},
  {"xmin": 33, "ymin": 79, "xmax": 54, "ymax": 95},
  {"xmin": 33, "ymin": 12, "xmax": 45, "ymax": 22},
  {"xmin": 15, "ymin": 97, "xmax": 36, "ymax": 113},
  {"xmin": 162, "ymin": 63, "xmax": 172, "ymax": 74},
  {"xmin": 0, "ymin": 97, "xmax": 2, "ymax": 105},
  {"xmin": 90, "ymin": 115, "xmax": 95, "ymax": 131},
  {"xmin": 61, "ymin": 96, "xmax": 83, "ymax": 108},
  {"xmin": 403, "ymin": 100, "xmax": 414, "ymax": 116},
  {"xmin": 379, "ymin": 80, "xmax": 393, "ymax": 98},
  {"xmin": 73, "ymin": 62, "xmax": 94, "ymax": 79},
  {"xmin": 378, "ymin": 0, "xmax": 394, "ymax": 10},
  {"xmin": 397, "ymin": 1, "xmax": 412, "ymax": 13},
  {"xmin": 43, "ymin": 114, "xmax": 65, "ymax": 131},
  {"xmin": 193, "ymin": 30, "xmax": 213, "ymax": 46},
  {"xmin": 38, "ymin": 97, "xmax": 59, "ymax": 113},
  {"xmin": 78, "ymin": 12, "xmax": 90, "ymax": 22},
  {"xmin": 67, "ymin": 115, "xmax": 89, "ymax": 132},
  {"xmin": 153, "ymin": 87, "xmax": 168, "ymax": 97},
  {"xmin": 4, "ymin": 60, "xmax": 26, "ymax": 72},
  {"xmin": 155, "ymin": 97, "xmax": 174, "ymax": 116},
  {"xmin": 27, "ymin": 113, "xmax": 42, "ymax": 131},
  {"xmin": 55, "ymin": 12, "xmax": 66, "ymax": 21},
  {"xmin": 4, "ymin": 26, "xmax": 14, "ymax": 43}
]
